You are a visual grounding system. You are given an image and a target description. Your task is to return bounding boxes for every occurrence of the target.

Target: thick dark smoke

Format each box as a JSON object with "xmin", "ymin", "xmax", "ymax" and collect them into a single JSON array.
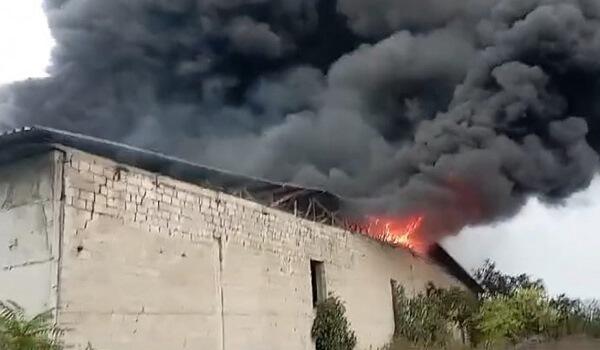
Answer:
[{"xmin": 2, "ymin": 0, "xmax": 600, "ymax": 243}]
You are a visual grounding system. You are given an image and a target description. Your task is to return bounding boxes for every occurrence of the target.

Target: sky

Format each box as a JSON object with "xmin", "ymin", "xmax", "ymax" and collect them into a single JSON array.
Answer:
[
  {"xmin": 0, "ymin": 1, "xmax": 53, "ymax": 85},
  {"xmin": 0, "ymin": 0, "xmax": 598, "ymax": 299},
  {"xmin": 443, "ymin": 180, "xmax": 600, "ymax": 299}
]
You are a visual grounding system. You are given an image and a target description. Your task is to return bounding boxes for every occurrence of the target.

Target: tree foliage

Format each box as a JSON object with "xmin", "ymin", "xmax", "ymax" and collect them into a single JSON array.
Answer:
[
  {"xmin": 392, "ymin": 285, "xmax": 452, "ymax": 347},
  {"xmin": 549, "ymin": 294, "xmax": 586, "ymax": 336},
  {"xmin": 473, "ymin": 260, "xmax": 544, "ymax": 297},
  {"xmin": 582, "ymin": 301, "xmax": 600, "ymax": 337},
  {"xmin": 391, "ymin": 283, "xmax": 478, "ymax": 348},
  {"xmin": 471, "ymin": 287, "xmax": 560, "ymax": 347},
  {"xmin": 425, "ymin": 284, "xmax": 479, "ymax": 338},
  {"xmin": 0, "ymin": 301, "xmax": 62, "ymax": 350},
  {"xmin": 389, "ymin": 261, "xmax": 600, "ymax": 349},
  {"xmin": 311, "ymin": 295, "xmax": 357, "ymax": 350}
]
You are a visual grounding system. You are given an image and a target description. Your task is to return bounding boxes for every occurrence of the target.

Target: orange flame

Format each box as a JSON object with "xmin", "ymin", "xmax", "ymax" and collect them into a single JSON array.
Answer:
[{"xmin": 363, "ymin": 215, "xmax": 425, "ymax": 252}]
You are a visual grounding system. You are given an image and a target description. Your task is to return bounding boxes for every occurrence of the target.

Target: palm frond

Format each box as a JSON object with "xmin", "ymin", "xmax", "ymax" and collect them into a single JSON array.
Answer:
[
  {"xmin": 0, "ymin": 300, "xmax": 62, "ymax": 350},
  {"xmin": 0, "ymin": 301, "xmax": 21, "ymax": 322}
]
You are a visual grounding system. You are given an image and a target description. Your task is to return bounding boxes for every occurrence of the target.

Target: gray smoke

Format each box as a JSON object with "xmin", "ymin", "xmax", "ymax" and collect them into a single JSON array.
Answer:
[
  {"xmin": 2, "ymin": 0, "xmax": 600, "ymax": 243},
  {"xmin": 336, "ymin": 0, "xmax": 492, "ymax": 37}
]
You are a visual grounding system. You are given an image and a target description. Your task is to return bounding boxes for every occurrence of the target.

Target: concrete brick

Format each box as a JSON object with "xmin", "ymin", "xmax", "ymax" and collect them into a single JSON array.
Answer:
[
  {"xmin": 101, "ymin": 167, "xmax": 116, "ymax": 179},
  {"xmin": 74, "ymin": 199, "xmax": 87, "ymax": 210},
  {"xmin": 78, "ymin": 160, "xmax": 91, "ymax": 172},
  {"xmin": 112, "ymin": 181, "xmax": 126, "ymax": 191},
  {"xmin": 65, "ymin": 187, "xmax": 79, "ymax": 199},
  {"xmin": 90, "ymin": 164, "xmax": 104, "ymax": 175},
  {"xmin": 79, "ymin": 190, "xmax": 94, "ymax": 201},
  {"xmin": 161, "ymin": 194, "xmax": 172, "ymax": 204},
  {"xmin": 95, "ymin": 194, "xmax": 107, "ymax": 206},
  {"xmin": 92, "ymin": 174, "xmax": 106, "ymax": 186},
  {"xmin": 95, "ymin": 204, "xmax": 118, "ymax": 217}
]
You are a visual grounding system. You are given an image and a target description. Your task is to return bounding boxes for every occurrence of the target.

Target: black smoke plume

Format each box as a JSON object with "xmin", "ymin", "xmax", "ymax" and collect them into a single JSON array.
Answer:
[{"xmin": 2, "ymin": 0, "xmax": 600, "ymax": 243}]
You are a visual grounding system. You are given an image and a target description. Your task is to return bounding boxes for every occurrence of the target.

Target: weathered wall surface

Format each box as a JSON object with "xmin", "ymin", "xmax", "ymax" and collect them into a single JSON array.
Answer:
[
  {"xmin": 58, "ymin": 147, "xmax": 464, "ymax": 350},
  {"xmin": 0, "ymin": 153, "xmax": 61, "ymax": 315}
]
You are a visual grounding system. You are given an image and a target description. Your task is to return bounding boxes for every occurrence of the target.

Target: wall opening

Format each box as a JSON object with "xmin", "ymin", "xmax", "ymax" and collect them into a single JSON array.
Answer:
[
  {"xmin": 310, "ymin": 260, "xmax": 326, "ymax": 307},
  {"xmin": 390, "ymin": 279, "xmax": 400, "ymax": 337}
]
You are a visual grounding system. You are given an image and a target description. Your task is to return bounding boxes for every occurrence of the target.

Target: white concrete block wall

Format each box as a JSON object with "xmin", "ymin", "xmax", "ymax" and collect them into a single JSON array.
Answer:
[
  {"xmin": 0, "ymin": 147, "xmax": 466, "ymax": 350},
  {"xmin": 56, "ymin": 147, "xmax": 465, "ymax": 350}
]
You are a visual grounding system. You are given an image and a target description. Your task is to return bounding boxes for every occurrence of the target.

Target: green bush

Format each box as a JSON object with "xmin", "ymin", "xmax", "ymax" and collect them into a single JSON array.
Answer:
[
  {"xmin": 471, "ymin": 287, "xmax": 561, "ymax": 347},
  {"xmin": 388, "ymin": 276, "xmax": 600, "ymax": 349},
  {"xmin": 311, "ymin": 295, "xmax": 357, "ymax": 350},
  {"xmin": 425, "ymin": 284, "xmax": 479, "ymax": 344},
  {"xmin": 392, "ymin": 285, "xmax": 453, "ymax": 347},
  {"xmin": 391, "ymin": 283, "xmax": 477, "ymax": 348},
  {"xmin": 0, "ymin": 301, "xmax": 62, "ymax": 350},
  {"xmin": 472, "ymin": 261, "xmax": 600, "ymax": 344},
  {"xmin": 581, "ymin": 302, "xmax": 600, "ymax": 338}
]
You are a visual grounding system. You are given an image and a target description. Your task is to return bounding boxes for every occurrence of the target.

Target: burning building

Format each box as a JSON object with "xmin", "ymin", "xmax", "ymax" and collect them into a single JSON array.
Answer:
[
  {"xmin": 0, "ymin": 127, "xmax": 479, "ymax": 350},
  {"xmin": 3, "ymin": 1, "xmax": 600, "ymax": 348}
]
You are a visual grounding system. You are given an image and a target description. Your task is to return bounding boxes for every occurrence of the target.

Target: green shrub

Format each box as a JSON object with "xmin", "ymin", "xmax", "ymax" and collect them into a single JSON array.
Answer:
[
  {"xmin": 311, "ymin": 295, "xmax": 357, "ymax": 350},
  {"xmin": 581, "ymin": 302, "xmax": 600, "ymax": 338},
  {"xmin": 392, "ymin": 285, "xmax": 451, "ymax": 347},
  {"xmin": 584, "ymin": 320, "xmax": 600, "ymax": 338},
  {"xmin": 0, "ymin": 301, "xmax": 62, "ymax": 350},
  {"xmin": 425, "ymin": 284, "xmax": 479, "ymax": 344},
  {"xmin": 471, "ymin": 287, "xmax": 560, "ymax": 347},
  {"xmin": 388, "ymin": 279, "xmax": 600, "ymax": 349},
  {"xmin": 391, "ymin": 284, "xmax": 478, "ymax": 348}
]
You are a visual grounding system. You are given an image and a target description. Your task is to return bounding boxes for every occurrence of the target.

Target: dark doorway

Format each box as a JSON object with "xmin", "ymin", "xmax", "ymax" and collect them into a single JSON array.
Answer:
[{"xmin": 310, "ymin": 260, "xmax": 326, "ymax": 307}]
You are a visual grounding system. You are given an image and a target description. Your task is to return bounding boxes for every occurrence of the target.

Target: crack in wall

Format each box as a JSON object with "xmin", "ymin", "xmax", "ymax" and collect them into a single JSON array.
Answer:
[
  {"xmin": 0, "ymin": 199, "xmax": 54, "ymax": 213},
  {"xmin": 41, "ymin": 202, "xmax": 51, "ymax": 249},
  {"xmin": 3, "ymin": 257, "xmax": 55, "ymax": 271},
  {"xmin": 217, "ymin": 235, "xmax": 226, "ymax": 350},
  {"xmin": 79, "ymin": 194, "xmax": 96, "ymax": 234}
]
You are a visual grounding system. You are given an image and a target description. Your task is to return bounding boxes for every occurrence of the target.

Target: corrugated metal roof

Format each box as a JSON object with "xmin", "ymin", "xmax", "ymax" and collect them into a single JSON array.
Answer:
[{"xmin": 0, "ymin": 126, "xmax": 327, "ymax": 193}]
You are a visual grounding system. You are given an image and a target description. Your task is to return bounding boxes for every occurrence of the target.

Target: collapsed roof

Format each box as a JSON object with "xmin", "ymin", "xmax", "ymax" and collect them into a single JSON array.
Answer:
[{"xmin": 0, "ymin": 126, "xmax": 482, "ymax": 293}]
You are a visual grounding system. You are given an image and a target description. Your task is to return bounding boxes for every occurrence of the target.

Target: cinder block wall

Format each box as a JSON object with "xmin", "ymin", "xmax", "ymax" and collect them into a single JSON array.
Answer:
[{"xmin": 54, "ymin": 147, "xmax": 464, "ymax": 350}]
